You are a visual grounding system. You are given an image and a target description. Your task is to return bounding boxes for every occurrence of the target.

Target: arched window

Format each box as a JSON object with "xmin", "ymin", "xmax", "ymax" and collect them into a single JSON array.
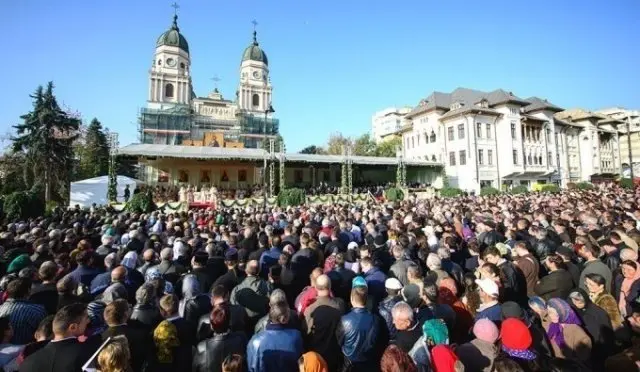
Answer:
[
  {"xmin": 252, "ymin": 93, "xmax": 260, "ymax": 107},
  {"xmin": 165, "ymin": 83, "xmax": 174, "ymax": 98},
  {"xmin": 180, "ymin": 62, "xmax": 185, "ymax": 69},
  {"xmin": 157, "ymin": 59, "xmax": 162, "ymax": 65}
]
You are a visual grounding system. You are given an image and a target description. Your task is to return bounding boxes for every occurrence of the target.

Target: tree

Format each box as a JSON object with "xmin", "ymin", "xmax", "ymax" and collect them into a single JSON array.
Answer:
[
  {"xmin": 353, "ymin": 133, "xmax": 377, "ymax": 156},
  {"xmin": 261, "ymin": 134, "xmax": 285, "ymax": 153},
  {"xmin": 299, "ymin": 145, "xmax": 325, "ymax": 154},
  {"xmin": 77, "ymin": 118, "xmax": 109, "ymax": 179},
  {"xmin": 375, "ymin": 136, "xmax": 402, "ymax": 157},
  {"xmin": 12, "ymin": 82, "xmax": 80, "ymax": 202},
  {"xmin": 326, "ymin": 132, "xmax": 352, "ymax": 155}
]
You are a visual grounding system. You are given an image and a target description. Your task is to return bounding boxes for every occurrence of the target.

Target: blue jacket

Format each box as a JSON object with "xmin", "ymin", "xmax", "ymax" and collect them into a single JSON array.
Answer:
[
  {"xmin": 338, "ymin": 307, "xmax": 379, "ymax": 363},
  {"xmin": 475, "ymin": 303, "xmax": 502, "ymax": 326},
  {"xmin": 247, "ymin": 324, "xmax": 303, "ymax": 372},
  {"xmin": 378, "ymin": 296, "xmax": 401, "ymax": 340},
  {"xmin": 259, "ymin": 247, "xmax": 282, "ymax": 278},
  {"xmin": 69, "ymin": 265, "xmax": 100, "ymax": 288},
  {"xmin": 90, "ymin": 271, "xmax": 112, "ymax": 295},
  {"xmin": 364, "ymin": 267, "xmax": 387, "ymax": 302}
]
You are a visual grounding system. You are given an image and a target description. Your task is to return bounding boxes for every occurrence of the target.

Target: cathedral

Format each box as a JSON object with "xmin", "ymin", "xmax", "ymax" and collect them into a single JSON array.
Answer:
[{"xmin": 139, "ymin": 12, "xmax": 279, "ymax": 149}]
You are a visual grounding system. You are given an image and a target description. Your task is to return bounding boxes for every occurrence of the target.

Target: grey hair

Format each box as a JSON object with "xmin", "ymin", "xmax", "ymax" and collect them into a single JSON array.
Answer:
[
  {"xmin": 391, "ymin": 301, "xmax": 414, "ymax": 322},
  {"xmin": 268, "ymin": 301, "xmax": 290, "ymax": 325},
  {"xmin": 136, "ymin": 283, "xmax": 156, "ymax": 305},
  {"xmin": 160, "ymin": 247, "xmax": 173, "ymax": 261},
  {"xmin": 426, "ymin": 253, "xmax": 442, "ymax": 270},
  {"xmin": 437, "ymin": 247, "xmax": 451, "ymax": 260},
  {"xmin": 269, "ymin": 289, "xmax": 287, "ymax": 306}
]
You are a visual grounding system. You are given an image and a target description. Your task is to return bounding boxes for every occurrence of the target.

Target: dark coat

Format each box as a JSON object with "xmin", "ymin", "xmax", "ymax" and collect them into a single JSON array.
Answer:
[
  {"xmin": 19, "ymin": 338, "xmax": 97, "ymax": 372},
  {"xmin": 613, "ymin": 274, "xmax": 640, "ymax": 316},
  {"xmin": 193, "ymin": 332, "xmax": 247, "ymax": 372},
  {"xmin": 29, "ymin": 283, "xmax": 58, "ymax": 315},
  {"xmin": 534, "ymin": 268, "xmax": 574, "ymax": 301},
  {"xmin": 183, "ymin": 295, "xmax": 212, "ymax": 325},
  {"xmin": 212, "ymin": 267, "xmax": 245, "ymax": 295},
  {"xmin": 196, "ymin": 304, "xmax": 246, "ymax": 342},
  {"xmin": 129, "ymin": 303, "xmax": 163, "ymax": 331},
  {"xmin": 102, "ymin": 324, "xmax": 152, "ymax": 372},
  {"xmin": 570, "ymin": 288, "xmax": 615, "ymax": 364},
  {"xmin": 149, "ymin": 260, "xmax": 187, "ymax": 285}
]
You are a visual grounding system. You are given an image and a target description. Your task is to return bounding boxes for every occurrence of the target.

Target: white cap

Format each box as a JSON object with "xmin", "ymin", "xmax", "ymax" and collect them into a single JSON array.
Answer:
[
  {"xmin": 475, "ymin": 278, "xmax": 499, "ymax": 297},
  {"xmin": 385, "ymin": 278, "xmax": 403, "ymax": 290},
  {"xmin": 347, "ymin": 242, "xmax": 358, "ymax": 250}
]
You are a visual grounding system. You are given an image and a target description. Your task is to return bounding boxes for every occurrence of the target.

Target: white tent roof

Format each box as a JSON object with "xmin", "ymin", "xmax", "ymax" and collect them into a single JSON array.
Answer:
[{"xmin": 69, "ymin": 175, "xmax": 144, "ymax": 208}]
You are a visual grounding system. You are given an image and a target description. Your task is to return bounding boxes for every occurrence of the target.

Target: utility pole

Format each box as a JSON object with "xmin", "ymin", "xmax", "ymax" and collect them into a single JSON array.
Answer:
[{"xmin": 627, "ymin": 113, "xmax": 634, "ymax": 181}]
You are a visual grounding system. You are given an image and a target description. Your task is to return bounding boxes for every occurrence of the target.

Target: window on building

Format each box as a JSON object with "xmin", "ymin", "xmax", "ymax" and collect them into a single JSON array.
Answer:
[
  {"xmin": 513, "ymin": 150, "xmax": 518, "ymax": 165},
  {"xmin": 449, "ymin": 151, "xmax": 456, "ymax": 165},
  {"xmin": 406, "ymin": 137, "xmax": 410, "ymax": 149},
  {"xmin": 460, "ymin": 150, "xmax": 466, "ymax": 165},
  {"xmin": 528, "ymin": 154, "xmax": 533, "ymax": 165},
  {"xmin": 511, "ymin": 122, "xmax": 517, "ymax": 139},
  {"xmin": 429, "ymin": 131, "xmax": 436, "ymax": 143},
  {"xmin": 548, "ymin": 152, "xmax": 553, "ymax": 165},
  {"xmin": 164, "ymin": 83, "xmax": 174, "ymax": 97},
  {"xmin": 431, "ymin": 155, "xmax": 436, "ymax": 161},
  {"xmin": 448, "ymin": 127, "xmax": 455, "ymax": 141},
  {"xmin": 546, "ymin": 128, "xmax": 551, "ymax": 143},
  {"xmin": 478, "ymin": 149, "xmax": 484, "ymax": 165},
  {"xmin": 510, "ymin": 107, "xmax": 518, "ymax": 115},
  {"xmin": 488, "ymin": 150, "xmax": 493, "ymax": 165},
  {"xmin": 411, "ymin": 137, "xmax": 415, "ymax": 148},
  {"xmin": 252, "ymin": 93, "xmax": 260, "ymax": 107},
  {"xmin": 158, "ymin": 59, "xmax": 162, "ymax": 65},
  {"xmin": 538, "ymin": 156, "xmax": 543, "ymax": 165},
  {"xmin": 416, "ymin": 135, "xmax": 420, "ymax": 146},
  {"xmin": 476, "ymin": 123, "xmax": 482, "ymax": 138},
  {"xmin": 533, "ymin": 155, "xmax": 538, "ymax": 165},
  {"xmin": 180, "ymin": 62, "xmax": 185, "ymax": 69},
  {"xmin": 424, "ymin": 132, "xmax": 429, "ymax": 144},
  {"xmin": 486, "ymin": 123, "xmax": 492, "ymax": 139},
  {"xmin": 457, "ymin": 124, "xmax": 465, "ymax": 139}
]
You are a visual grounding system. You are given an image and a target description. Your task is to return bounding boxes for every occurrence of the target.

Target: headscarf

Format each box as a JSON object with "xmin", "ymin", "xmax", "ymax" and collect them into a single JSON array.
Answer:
[
  {"xmin": 619, "ymin": 261, "xmax": 640, "ymax": 316},
  {"xmin": 422, "ymin": 319, "xmax": 449, "ymax": 346},
  {"xmin": 500, "ymin": 318, "xmax": 537, "ymax": 361},
  {"xmin": 122, "ymin": 251, "xmax": 138, "ymax": 270},
  {"xmin": 527, "ymin": 296, "xmax": 546, "ymax": 313},
  {"xmin": 101, "ymin": 283, "xmax": 127, "ymax": 304},
  {"xmin": 7, "ymin": 254, "xmax": 31, "ymax": 274},
  {"xmin": 546, "ymin": 298, "xmax": 582, "ymax": 348},
  {"xmin": 430, "ymin": 345, "xmax": 462, "ymax": 372},
  {"xmin": 179, "ymin": 274, "xmax": 201, "ymax": 316},
  {"xmin": 153, "ymin": 320, "xmax": 180, "ymax": 363},
  {"xmin": 300, "ymin": 351, "xmax": 328, "ymax": 372}
]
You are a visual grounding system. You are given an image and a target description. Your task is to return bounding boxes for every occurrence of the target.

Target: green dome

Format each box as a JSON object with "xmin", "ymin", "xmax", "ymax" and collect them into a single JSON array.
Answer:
[
  {"xmin": 156, "ymin": 15, "xmax": 189, "ymax": 53},
  {"xmin": 241, "ymin": 31, "xmax": 268, "ymax": 65}
]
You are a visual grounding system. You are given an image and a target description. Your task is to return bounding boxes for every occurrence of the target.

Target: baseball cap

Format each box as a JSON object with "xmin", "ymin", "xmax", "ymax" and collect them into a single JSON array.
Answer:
[
  {"xmin": 385, "ymin": 278, "xmax": 403, "ymax": 290},
  {"xmin": 475, "ymin": 278, "xmax": 499, "ymax": 297}
]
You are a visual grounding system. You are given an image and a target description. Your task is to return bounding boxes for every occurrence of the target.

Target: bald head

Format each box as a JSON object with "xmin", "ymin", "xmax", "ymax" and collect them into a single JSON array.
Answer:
[
  {"xmin": 143, "ymin": 248, "xmax": 155, "ymax": 262},
  {"xmin": 160, "ymin": 247, "xmax": 173, "ymax": 261},
  {"xmin": 246, "ymin": 260, "xmax": 259, "ymax": 276},
  {"xmin": 315, "ymin": 274, "xmax": 331, "ymax": 296},
  {"xmin": 310, "ymin": 268, "xmax": 323, "ymax": 287},
  {"xmin": 111, "ymin": 266, "xmax": 126, "ymax": 283}
]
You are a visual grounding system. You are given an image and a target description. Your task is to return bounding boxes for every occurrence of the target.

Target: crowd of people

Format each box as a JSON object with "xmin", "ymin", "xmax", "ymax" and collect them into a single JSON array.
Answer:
[{"xmin": 0, "ymin": 185, "xmax": 639, "ymax": 372}]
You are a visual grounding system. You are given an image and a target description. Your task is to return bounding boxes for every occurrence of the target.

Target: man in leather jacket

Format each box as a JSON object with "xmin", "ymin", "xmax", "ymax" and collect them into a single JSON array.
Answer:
[
  {"xmin": 477, "ymin": 220, "xmax": 504, "ymax": 251},
  {"xmin": 196, "ymin": 284, "xmax": 246, "ymax": 342},
  {"xmin": 193, "ymin": 304, "xmax": 247, "ymax": 372},
  {"xmin": 378, "ymin": 278, "xmax": 402, "ymax": 340},
  {"xmin": 531, "ymin": 226, "xmax": 557, "ymax": 262}
]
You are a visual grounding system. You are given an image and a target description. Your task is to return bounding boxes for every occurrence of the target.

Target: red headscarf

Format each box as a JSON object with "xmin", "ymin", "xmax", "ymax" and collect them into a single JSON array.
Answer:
[{"xmin": 430, "ymin": 345, "xmax": 461, "ymax": 372}]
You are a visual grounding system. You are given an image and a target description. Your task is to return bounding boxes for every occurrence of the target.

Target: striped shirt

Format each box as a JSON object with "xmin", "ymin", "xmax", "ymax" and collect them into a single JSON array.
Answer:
[{"xmin": 0, "ymin": 299, "xmax": 47, "ymax": 344}]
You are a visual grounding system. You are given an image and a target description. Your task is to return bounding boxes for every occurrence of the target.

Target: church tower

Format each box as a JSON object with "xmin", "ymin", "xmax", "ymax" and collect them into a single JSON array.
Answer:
[
  {"xmin": 148, "ymin": 12, "xmax": 193, "ymax": 109},
  {"xmin": 238, "ymin": 28, "xmax": 272, "ymax": 113}
]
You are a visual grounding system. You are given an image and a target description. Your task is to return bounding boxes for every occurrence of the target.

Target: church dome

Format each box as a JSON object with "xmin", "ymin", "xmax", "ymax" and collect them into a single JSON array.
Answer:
[
  {"xmin": 156, "ymin": 15, "xmax": 189, "ymax": 53},
  {"xmin": 241, "ymin": 31, "xmax": 268, "ymax": 65}
]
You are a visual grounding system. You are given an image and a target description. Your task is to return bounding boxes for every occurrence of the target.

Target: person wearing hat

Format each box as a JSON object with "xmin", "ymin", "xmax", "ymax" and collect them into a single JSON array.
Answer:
[
  {"xmin": 408, "ymin": 318, "xmax": 450, "ymax": 371},
  {"xmin": 544, "ymin": 298, "xmax": 592, "ymax": 367},
  {"xmin": 455, "ymin": 318, "xmax": 499, "ymax": 372},
  {"xmin": 379, "ymin": 278, "xmax": 403, "ymax": 340},
  {"xmin": 568, "ymin": 289, "xmax": 614, "ymax": 368},
  {"xmin": 211, "ymin": 248, "xmax": 246, "ymax": 295},
  {"xmin": 475, "ymin": 278, "xmax": 502, "ymax": 326},
  {"xmin": 499, "ymin": 318, "xmax": 539, "ymax": 369}
]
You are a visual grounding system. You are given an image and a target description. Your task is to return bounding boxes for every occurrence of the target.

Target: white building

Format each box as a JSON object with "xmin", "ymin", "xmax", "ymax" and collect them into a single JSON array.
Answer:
[
  {"xmin": 371, "ymin": 107, "xmax": 411, "ymax": 143},
  {"xmin": 400, "ymin": 87, "xmax": 623, "ymax": 193},
  {"xmin": 596, "ymin": 107, "xmax": 640, "ymax": 167}
]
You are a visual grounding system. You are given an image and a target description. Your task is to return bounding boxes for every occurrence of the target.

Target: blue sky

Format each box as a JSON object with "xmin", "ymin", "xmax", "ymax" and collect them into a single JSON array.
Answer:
[{"xmin": 2, "ymin": 0, "xmax": 639, "ymax": 151}]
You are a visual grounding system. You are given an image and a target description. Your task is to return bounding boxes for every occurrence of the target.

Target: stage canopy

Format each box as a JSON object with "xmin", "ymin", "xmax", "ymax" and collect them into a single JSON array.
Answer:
[{"xmin": 69, "ymin": 175, "xmax": 144, "ymax": 208}]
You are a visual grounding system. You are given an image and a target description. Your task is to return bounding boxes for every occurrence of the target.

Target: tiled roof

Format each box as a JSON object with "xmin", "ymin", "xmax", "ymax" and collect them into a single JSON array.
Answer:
[{"xmin": 523, "ymin": 97, "xmax": 563, "ymax": 113}]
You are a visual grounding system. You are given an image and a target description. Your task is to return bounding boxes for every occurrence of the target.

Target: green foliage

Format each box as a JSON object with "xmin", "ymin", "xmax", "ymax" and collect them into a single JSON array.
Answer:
[
  {"xmin": 510, "ymin": 185, "xmax": 529, "ymax": 194},
  {"xmin": 76, "ymin": 118, "xmax": 109, "ymax": 180},
  {"xmin": 375, "ymin": 136, "xmax": 402, "ymax": 157},
  {"xmin": 45, "ymin": 200, "xmax": 59, "ymax": 216},
  {"xmin": 539, "ymin": 184, "xmax": 561, "ymax": 193},
  {"xmin": 3, "ymin": 190, "xmax": 44, "ymax": 221},
  {"xmin": 125, "ymin": 191, "xmax": 155, "ymax": 213},
  {"xmin": 576, "ymin": 182, "xmax": 594, "ymax": 190},
  {"xmin": 353, "ymin": 133, "xmax": 377, "ymax": 156},
  {"xmin": 12, "ymin": 82, "xmax": 80, "ymax": 202},
  {"xmin": 439, "ymin": 187, "xmax": 463, "ymax": 198},
  {"xmin": 326, "ymin": 133, "xmax": 352, "ymax": 155},
  {"xmin": 385, "ymin": 187, "xmax": 404, "ymax": 201},
  {"xmin": 620, "ymin": 178, "xmax": 634, "ymax": 189},
  {"xmin": 107, "ymin": 165, "xmax": 117, "ymax": 202},
  {"xmin": 299, "ymin": 145, "xmax": 325, "ymax": 155},
  {"xmin": 567, "ymin": 182, "xmax": 577, "ymax": 190},
  {"xmin": 277, "ymin": 188, "xmax": 305, "ymax": 206},
  {"xmin": 480, "ymin": 186, "xmax": 501, "ymax": 196}
]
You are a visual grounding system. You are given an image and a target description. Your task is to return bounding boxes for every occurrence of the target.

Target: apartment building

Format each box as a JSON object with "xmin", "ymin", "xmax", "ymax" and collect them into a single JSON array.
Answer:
[
  {"xmin": 399, "ymin": 87, "xmax": 624, "ymax": 193},
  {"xmin": 597, "ymin": 107, "xmax": 640, "ymax": 167},
  {"xmin": 371, "ymin": 107, "xmax": 412, "ymax": 143}
]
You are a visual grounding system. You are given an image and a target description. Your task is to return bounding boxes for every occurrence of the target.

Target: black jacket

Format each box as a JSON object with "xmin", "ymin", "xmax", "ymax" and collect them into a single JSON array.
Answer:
[
  {"xmin": 149, "ymin": 260, "xmax": 187, "ymax": 285},
  {"xmin": 19, "ymin": 338, "xmax": 97, "ymax": 372},
  {"xmin": 129, "ymin": 303, "xmax": 163, "ymax": 331},
  {"xmin": 533, "ymin": 238, "xmax": 557, "ymax": 261},
  {"xmin": 29, "ymin": 283, "xmax": 58, "ymax": 315},
  {"xmin": 205, "ymin": 257, "xmax": 227, "ymax": 285},
  {"xmin": 183, "ymin": 295, "xmax": 212, "ymax": 325},
  {"xmin": 212, "ymin": 267, "xmax": 245, "ymax": 295},
  {"xmin": 570, "ymin": 288, "xmax": 614, "ymax": 365},
  {"xmin": 478, "ymin": 230, "xmax": 504, "ymax": 250},
  {"xmin": 102, "ymin": 324, "xmax": 152, "ymax": 372},
  {"xmin": 534, "ymin": 269, "xmax": 574, "ymax": 301},
  {"xmin": 196, "ymin": 304, "xmax": 246, "ymax": 342},
  {"xmin": 192, "ymin": 332, "xmax": 247, "ymax": 372},
  {"xmin": 498, "ymin": 260, "xmax": 528, "ymax": 306},
  {"xmin": 330, "ymin": 267, "xmax": 356, "ymax": 303}
]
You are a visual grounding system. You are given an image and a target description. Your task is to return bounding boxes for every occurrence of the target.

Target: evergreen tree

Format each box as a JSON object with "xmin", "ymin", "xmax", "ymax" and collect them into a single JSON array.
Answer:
[
  {"xmin": 78, "ymin": 118, "xmax": 109, "ymax": 178},
  {"xmin": 12, "ymin": 82, "xmax": 80, "ymax": 202}
]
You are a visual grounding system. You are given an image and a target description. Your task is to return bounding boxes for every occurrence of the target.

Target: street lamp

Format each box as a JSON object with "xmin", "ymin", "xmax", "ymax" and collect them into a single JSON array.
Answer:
[{"xmin": 263, "ymin": 103, "xmax": 275, "ymax": 206}]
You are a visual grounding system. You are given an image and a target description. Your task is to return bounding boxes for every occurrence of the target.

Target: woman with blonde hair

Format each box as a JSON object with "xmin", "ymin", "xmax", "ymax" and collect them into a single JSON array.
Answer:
[{"xmin": 98, "ymin": 337, "xmax": 131, "ymax": 372}]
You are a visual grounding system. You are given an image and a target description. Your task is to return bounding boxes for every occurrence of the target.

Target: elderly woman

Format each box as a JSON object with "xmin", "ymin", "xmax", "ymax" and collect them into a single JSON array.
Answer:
[
  {"xmin": 544, "ymin": 298, "xmax": 592, "ymax": 367},
  {"xmin": 179, "ymin": 274, "xmax": 211, "ymax": 324},
  {"xmin": 585, "ymin": 272, "xmax": 623, "ymax": 329},
  {"xmin": 614, "ymin": 260, "xmax": 640, "ymax": 317},
  {"xmin": 130, "ymin": 283, "xmax": 163, "ymax": 330},
  {"xmin": 568, "ymin": 289, "xmax": 614, "ymax": 368}
]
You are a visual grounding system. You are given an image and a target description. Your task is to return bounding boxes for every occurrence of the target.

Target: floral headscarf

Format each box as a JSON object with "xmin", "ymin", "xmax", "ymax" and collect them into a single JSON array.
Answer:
[
  {"xmin": 153, "ymin": 320, "xmax": 180, "ymax": 363},
  {"xmin": 546, "ymin": 298, "xmax": 582, "ymax": 348}
]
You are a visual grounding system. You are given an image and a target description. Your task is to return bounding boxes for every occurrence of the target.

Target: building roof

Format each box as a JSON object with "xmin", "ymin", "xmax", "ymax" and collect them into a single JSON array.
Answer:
[
  {"xmin": 156, "ymin": 15, "xmax": 189, "ymax": 53},
  {"xmin": 406, "ymin": 87, "xmax": 529, "ymax": 119},
  {"xmin": 521, "ymin": 114, "xmax": 547, "ymax": 123},
  {"xmin": 555, "ymin": 108, "xmax": 608, "ymax": 122},
  {"xmin": 522, "ymin": 97, "xmax": 563, "ymax": 113},
  {"xmin": 241, "ymin": 31, "xmax": 268, "ymax": 65},
  {"xmin": 118, "ymin": 144, "xmax": 441, "ymax": 166}
]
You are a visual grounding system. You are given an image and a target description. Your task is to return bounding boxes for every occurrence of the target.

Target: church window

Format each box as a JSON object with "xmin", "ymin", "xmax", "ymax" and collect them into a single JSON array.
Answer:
[
  {"xmin": 157, "ymin": 59, "xmax": 162, "ymax": 65},
  {"xmin": 165, "ymin": 83, "xmax": 174, "ymax": 98},
  {"xmin": 180, "ymin": 62, "xmax": 185, "ymax": 69},
  {"xmin": 252, "ymin": 94, "xmax": 260, "ymax": 107}
]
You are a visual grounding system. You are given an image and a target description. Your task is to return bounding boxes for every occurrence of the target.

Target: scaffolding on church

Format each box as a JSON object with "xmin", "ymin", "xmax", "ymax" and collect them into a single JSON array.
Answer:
[{"xmin": 138, "ymin": 107, "xmax": 192, "ymax": 145}]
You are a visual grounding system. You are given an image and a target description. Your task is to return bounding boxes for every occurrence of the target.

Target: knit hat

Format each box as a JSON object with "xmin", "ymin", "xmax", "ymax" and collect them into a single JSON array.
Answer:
[
  {"xmin": 352, "ymin": 276, "xmax": 368, "ymax": 288},
  {"xmin": 501, "ymin": 301, "xmax": 524, "ymax": 320},
  {"xmin": 402, "ymin": 283, "xmax": 422, "ymax": 309},
  {"xmin": 473, "ymin": 318, "xmax": 499, "ymax": 343},
  {"xmin": 422, "ymin": 319, "xmax": 449, "ymax": 345},
  {"xmin": 500, "ymin": 318, "xmax": 532, "ymax": 350},
  {"xmin": 7, "ymin": 254, "xmax": 31, "ymax": 274}
]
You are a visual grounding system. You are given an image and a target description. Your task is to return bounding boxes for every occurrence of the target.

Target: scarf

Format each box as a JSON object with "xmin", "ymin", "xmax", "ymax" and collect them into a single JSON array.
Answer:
[
  {"xmin": 619, "ymin": 262, "xmax": 640, "ymax": 316},
  {"xmin": 430, "ymin": 345, "xmax": 460, "ymax": 372},
  {"xmin": 501, "ymin": 345, "xmax": 537, "ymax": 360},
  {"xmin": 546, "ymin": 298, "xmax": 582, "ymax": 348},
  {"xmin": 301, "ymin": 351, "xmax": 328, "ymax": 372},
  {"xmin": 153, "ymin": 320, "xmax": 180, "ymax": 363}
]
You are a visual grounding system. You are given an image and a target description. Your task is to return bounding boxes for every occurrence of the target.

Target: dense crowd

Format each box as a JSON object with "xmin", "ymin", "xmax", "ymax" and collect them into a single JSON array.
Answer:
[{"xmin": 0, "ymin": 186, "xmax": 639, "ymax": 372}]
